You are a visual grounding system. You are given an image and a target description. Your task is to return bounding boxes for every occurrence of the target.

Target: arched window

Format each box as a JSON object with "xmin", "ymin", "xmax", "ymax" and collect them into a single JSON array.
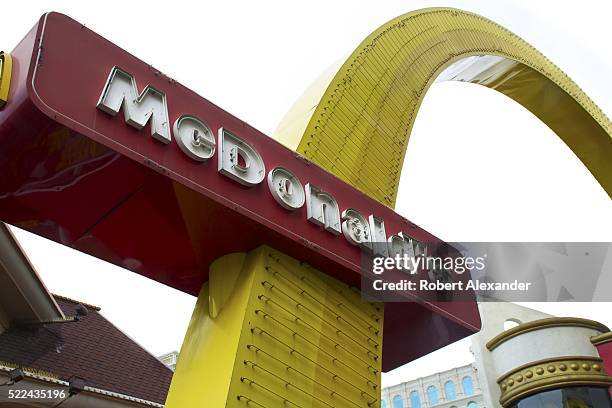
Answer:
[
  {"xmin": 462, "ymin": 376, "xmax": 475, "ymax": 396},
  {"xmin": 410, "ymin": 391, "xmax": 421, "ymax": 408},
  {"xmin": 427, "ymin": 386, "xmax": 439, "ymax": 406},
  {"xmin": 467, "ymin": 401, "xmax": 477, "ymax": 408},
  {"xmin": 392, "ymin": 395, "xmax": 404, "ymax": 408},
  {"xmin": 381, "ymin": 400, "xmax": 387, "ymax": 408},
  {"xmin": 444, "ymin": 381, "xmax": 457, "ymax": 400}
]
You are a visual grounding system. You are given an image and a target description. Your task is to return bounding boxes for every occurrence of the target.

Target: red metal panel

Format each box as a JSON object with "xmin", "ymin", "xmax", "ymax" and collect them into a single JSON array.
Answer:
[
  {"xmin": 596, "ymin": 343, "xmax": 612, "ymax": 395},
  {"xmin": 0, "ymin": 12, "xmax": 480, "ymax": 371}
]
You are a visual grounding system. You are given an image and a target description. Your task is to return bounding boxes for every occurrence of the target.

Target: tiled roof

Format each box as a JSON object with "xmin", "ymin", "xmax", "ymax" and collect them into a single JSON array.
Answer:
[
  {"xmin": 0, "ymin": 296, "xmax": 173, "ymax": 404},
  {"xmin": 51, "ymin": 293, "xmax": 101, "ymax": 311}
]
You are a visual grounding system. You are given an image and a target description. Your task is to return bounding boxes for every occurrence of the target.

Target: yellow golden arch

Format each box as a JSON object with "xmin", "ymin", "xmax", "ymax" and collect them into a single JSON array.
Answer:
[{"xmin": 275, "ymin": 7, "xmax": 612, "ymax": 207}]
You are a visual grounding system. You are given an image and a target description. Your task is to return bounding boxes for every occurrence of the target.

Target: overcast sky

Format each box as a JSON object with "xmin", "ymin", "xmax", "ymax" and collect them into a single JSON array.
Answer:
[{"xmin": 2, "ymin": 0, "xmax": 611, "ymax": 388}]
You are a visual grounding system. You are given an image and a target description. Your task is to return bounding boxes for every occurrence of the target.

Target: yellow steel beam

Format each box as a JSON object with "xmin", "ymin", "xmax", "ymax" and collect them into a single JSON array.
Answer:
[{"xmin": 274, "ymin": 8, "xmax": 612, "ymax": 206}]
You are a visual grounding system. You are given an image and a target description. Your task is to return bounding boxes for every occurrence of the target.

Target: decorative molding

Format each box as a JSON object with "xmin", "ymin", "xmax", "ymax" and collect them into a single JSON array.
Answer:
[
  {"xmin": 486, "ymin": 317, "xmax": 609, "ymax": 350},
  {"xmin": 591, "ymin": 331, "xmax": 612, "ymax": 346},
  {"xmin": 496, "ymin": 356, "xmax": 612, "ymax": 407}
]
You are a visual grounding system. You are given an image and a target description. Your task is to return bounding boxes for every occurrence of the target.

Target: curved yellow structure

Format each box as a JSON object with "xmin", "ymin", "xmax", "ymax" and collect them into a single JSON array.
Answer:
[{"xmin": 275, "ymin": 8, "xmax": 612, "ymax": 207}]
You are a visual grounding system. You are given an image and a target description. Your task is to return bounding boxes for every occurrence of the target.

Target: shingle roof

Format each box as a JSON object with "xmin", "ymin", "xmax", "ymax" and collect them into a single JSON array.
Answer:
[{"xmin": 0, "ymin": 296, "xmax": 173, "ymax": 404}]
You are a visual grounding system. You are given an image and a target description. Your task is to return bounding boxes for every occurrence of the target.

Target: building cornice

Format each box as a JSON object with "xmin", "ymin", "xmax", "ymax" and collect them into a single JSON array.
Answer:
[
  {"xmin": 496, "ymin": 356, "xmax": 612, "ymax": 407},
  {"xmin": 591, "ymin": 331, "xmax": 612, "ymax": 346},
  {"xmin": 486, "ymin": 317, "xmax": 609, "ymax": 351}
]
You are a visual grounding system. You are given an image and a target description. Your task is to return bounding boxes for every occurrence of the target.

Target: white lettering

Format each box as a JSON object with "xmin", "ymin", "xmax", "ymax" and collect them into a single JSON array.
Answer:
[
  {"xmin": 369, "ymin": 215, "xmax": 388, "ymax": 257},
  {"xmin": 305, "ymin": 184, "xmax": 341, "ymax": 235},
  {"xmin": 218, "ymin": 128, "xmax": 265, "ymax": 186},
  {"xmin": 95, "ymin": 68, "xmax": 432, "ymax": 256},
  {"xmin": 97, "ymin": 66, "xmax": 170, "ymax": 144},
  {"xmin": 267, "ymin": 167, "xmax": 305, "ymax": 210},
  {"xmin": 173, "ymin": 115, "xmax": 215, "ymax": 161},
  {"xmin": 341, "ymin": 208, "xmax": 372, "ymax": 252}
]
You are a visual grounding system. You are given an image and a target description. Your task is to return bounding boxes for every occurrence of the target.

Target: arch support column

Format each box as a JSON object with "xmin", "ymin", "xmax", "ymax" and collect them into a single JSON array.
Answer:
[{"xmin": 165, "ymin": 246, "xmax": 384, "ymax": 408}]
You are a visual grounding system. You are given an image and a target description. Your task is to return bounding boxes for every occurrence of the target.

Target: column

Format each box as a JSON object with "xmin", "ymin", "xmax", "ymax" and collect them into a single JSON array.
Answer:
[{"xmin": 165, "ymin": 245, "xmax": 384, "ymax": 407}]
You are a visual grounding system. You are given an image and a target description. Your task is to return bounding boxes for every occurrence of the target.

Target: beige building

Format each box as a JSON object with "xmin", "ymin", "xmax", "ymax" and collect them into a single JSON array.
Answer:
[
  {"xmin": 470, "ymin": 303, "xmax": 552, "ymax": 407},
  {"xmin": 382, "ymin": 303, "xmax": 554, "ymax": 408}
]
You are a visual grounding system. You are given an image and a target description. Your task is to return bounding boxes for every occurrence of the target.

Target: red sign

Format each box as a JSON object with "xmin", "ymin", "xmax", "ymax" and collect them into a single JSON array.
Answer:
[{"xmin": 0, "ymin": 12, "xmax": 479, "ymax": 370}]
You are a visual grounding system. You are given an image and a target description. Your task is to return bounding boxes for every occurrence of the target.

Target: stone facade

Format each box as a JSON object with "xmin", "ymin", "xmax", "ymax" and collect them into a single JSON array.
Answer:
[{"xmin": 381, "ymin": 364, "xmax": 483, "ymax": 408}]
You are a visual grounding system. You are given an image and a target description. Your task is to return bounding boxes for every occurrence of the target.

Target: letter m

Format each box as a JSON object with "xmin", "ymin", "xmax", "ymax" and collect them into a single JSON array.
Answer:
[{"xmin": 96, "ymin": 66, "xmax": 171, "ymax": 144}]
